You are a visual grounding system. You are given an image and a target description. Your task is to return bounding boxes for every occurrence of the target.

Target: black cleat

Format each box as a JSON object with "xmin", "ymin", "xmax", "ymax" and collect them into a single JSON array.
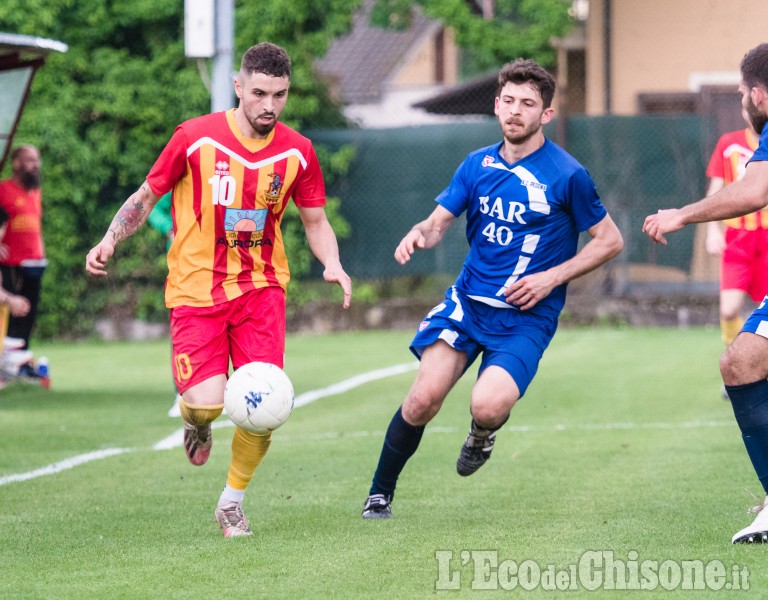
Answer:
[
  {"xmin": 456, "ymin": 429, "xmax": 496, "ymax": 476},
  {"xmin": 362, "ymin": 493, "xmax": 392, "ymax": 519},
  {"xmin": 733, "ymin": 531, "xmax": 768, "ymax": 544}
]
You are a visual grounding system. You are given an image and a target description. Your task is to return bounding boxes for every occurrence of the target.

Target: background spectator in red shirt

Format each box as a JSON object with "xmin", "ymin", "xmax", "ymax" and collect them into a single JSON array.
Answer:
[{"xmin": 0, "ymin": 145, "xmax": 46, "ymax": 350}]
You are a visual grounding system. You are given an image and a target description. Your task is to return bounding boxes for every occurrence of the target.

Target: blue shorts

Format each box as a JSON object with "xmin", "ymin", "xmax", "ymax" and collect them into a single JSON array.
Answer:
[
  {"xmin": 410, "ymin": 287, "xmax": 557, "ymax": 397},
  {"xmin": 742, "ymin": 296, "xmax": 768, "ymax": 338}
]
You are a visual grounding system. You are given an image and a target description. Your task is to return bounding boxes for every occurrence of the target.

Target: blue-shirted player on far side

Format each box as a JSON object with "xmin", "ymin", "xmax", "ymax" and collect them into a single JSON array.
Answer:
[
  {"xmin": 644, "ymin": 43, "xmax": 768, "ymax": 544},
  {"xmin": 361, "ymin": 59, "xmax": 624, "ymax": 519}
]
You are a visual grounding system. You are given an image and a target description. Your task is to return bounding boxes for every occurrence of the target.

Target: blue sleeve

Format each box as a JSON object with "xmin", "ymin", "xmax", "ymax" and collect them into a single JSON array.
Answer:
[
  {"xmin": 749, "ymin": 127, "xmax": 768, "ymax": 164},
  {"xmin": 567, "ymin": 168, "xmax": 607, "ymax": 232},
  {"xmin": 435, "ymin": 157, "xmax": 471, "ymax": 217}
]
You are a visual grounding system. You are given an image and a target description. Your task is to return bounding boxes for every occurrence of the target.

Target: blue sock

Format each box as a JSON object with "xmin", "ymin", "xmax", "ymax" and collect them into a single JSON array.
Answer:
[
  {"xmin": 369, "ymin": 406, "xmax": 425, "ymax": 499},
  {"xmin": 726, "ymin": 379, "xmax": 768, "ymax": 495}
]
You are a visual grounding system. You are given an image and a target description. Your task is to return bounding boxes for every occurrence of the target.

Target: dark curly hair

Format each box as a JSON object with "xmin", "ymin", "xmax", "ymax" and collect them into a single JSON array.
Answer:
[
  {"xmin": 497, "ymin": 59, "xmax": 555, "ymax": 109},
  {"xmin": 741, "ymin": 43, "xmax": 768, "ymax": 91},
  {"xmin": 240, "ymin": 42, "xmax": 291, "ymax": 79}
]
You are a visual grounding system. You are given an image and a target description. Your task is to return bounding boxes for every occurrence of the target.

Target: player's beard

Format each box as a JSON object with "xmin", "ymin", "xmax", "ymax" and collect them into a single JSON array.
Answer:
[
  {"xmin": 746, "ymin": 96, "xmax": 768, "ymax": 135},
  {"xmin": 19, "ymin": 169, "xmax": 41, "ymax": 190},
  {"xmin": 245, "ymin": 108, "xmax": 277, "ymax": 137},
  {"xmin": 502, "ymin": 119, "xmax": 541, "ymax": 145}
]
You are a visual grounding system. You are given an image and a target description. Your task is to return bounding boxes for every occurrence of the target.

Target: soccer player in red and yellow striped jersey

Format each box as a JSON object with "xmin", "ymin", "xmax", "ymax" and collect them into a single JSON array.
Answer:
[
  {"xmin": 704, "ymin": 110, "xmax": 768, "ymax": 352},
  {"xmin": 86, "ymin": 43, "xmax": 351, "ymax": 537}
]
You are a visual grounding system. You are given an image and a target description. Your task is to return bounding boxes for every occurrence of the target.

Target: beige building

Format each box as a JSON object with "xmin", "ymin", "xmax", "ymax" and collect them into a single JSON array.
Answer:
[
  {"xmin": 316, "ymin": 0, "xmax": 460, "ymax": 128},
  {"xmin": 558, "ymin": 0, "xmax": 768, "ymax": 285},
  {"xmin": 583, "ymin": 0, "xmax": 766, "ymax": 119}
]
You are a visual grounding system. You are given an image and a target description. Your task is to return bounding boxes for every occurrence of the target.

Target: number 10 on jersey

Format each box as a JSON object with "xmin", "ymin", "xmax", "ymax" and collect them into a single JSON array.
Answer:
[{"xmin": 209, "ymin": 174, "xmax": 237, "ymax": 206}]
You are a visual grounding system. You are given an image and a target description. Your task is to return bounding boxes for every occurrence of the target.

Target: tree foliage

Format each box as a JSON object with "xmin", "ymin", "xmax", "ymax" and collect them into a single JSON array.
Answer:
[
  {"xmin": 0, "ymin": 0, "xmax": 573, "ymax": 339},
  {"xmin": 373, "ymin": 0, "xmax": 573, "ymax": 73},
  {"xmin": 0, "ymin": 0, "xmax": 361, "ymax": 339}
]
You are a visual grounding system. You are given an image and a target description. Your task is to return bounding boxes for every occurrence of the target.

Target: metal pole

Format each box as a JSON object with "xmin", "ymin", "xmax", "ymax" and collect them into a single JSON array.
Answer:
[
  {"xmin": 211, "ymin": 0, "xmax": 234, "ymax": 113},
  {"xmin": 603, "ymin": 0, "xmax": 612, "ymax": 114}
]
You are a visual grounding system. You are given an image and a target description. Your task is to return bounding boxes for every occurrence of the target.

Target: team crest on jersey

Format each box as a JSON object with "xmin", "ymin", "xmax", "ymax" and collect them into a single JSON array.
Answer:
[
  {"xmin": 419, "ymin": 320, "xmax": 430, "ymax": 331},
  {"xmin": 224, "ymin": 208, "xmax": 267, "ymax": 233},
  {"xmin": 264, "ymin": 172, "xmax": 283, "ymax": 204},
  {"xmin": 482, "ymin": 155, "xmax": 495, "ymax": 167},
  {"xmin": 219, "ymin": 208, "xmax": 270, "ymax": 249}
]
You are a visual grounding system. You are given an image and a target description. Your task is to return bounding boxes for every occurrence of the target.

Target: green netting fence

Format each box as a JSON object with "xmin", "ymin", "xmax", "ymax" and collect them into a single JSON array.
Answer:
[{"xmin": 308, "ymin": 113, "xmax": 717, "ymax": 298}]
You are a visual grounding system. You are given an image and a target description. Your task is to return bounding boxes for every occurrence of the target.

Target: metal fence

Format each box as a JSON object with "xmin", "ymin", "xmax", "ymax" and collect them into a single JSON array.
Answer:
[{"xmin": 309, "ymin": 112, "xmax": 721, "ymax": 316}]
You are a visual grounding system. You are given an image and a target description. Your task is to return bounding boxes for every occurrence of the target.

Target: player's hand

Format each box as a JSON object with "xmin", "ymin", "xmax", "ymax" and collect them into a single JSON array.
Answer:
[
  {"xmin": 323, "ymin": 262, "xmax": 352, "ymax": 309},
  {"xmin": 642, "ymin": 209, "xmax": 686, "ymax": 245},
  {"xmin": 85, "ymin": 241, "xmax": 115, "ymax": 277},
  {"xmin": 394, "ymin": 229, "xmax": 426, "ymax": 265},
  {"xmin": 705, "ymin": 232, "xmax": 725, "ymax": 256},
  {"xmin": 7, "ymin": 294, "xmax": 30, "ymax": 317},
  {"xmin": 504, "ymin": 271, "xmax": 557, "ymax": 310}
]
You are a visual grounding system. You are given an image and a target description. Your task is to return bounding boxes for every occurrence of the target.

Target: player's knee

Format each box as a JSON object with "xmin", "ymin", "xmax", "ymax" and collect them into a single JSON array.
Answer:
[
  {"xmin": 402, "ymin": 390, "xmax": 441, "ymax": 424},
  {"xmin": 719, "ymin": 345, "xmax": 757, "ymax": 386},
  {"xmin": 720, "ymin": 307, "xmax": 741, "ymax": 322},
  {"xmin": 470, "ymin": 400, "xmax": 513, "ymax": 429},
  {"xmin": 179, "ymin": 396, "xmax": 224, "ymax": 427},
  {"xmin": 720, "ymin": 349, "xmax": 737, "ymax": 383}
]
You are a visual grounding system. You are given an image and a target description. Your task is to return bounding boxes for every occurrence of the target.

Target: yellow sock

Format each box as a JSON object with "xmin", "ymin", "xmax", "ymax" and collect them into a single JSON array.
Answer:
[
  {"xmin": 227, "ymin": 427, "xmax": 272, "ymax": 490},
  {"xmin": 721, "ymin": 317, "xmax": 744, "ymax": 346},
  {"xmin": 178, "ymin": 396, "xmax": 224, "ymax": 427}
]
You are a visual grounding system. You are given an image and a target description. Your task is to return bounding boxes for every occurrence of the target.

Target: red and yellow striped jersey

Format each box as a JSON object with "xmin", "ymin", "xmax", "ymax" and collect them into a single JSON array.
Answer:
[
  {"xmin": 146, "ymin": 109, "xmax": 326, "ymax": 307},
  {"xmin": 705, "ymin": 128, "xmax": 764, "ymax": 230},
  {"xmin": 0, "ymin": 179, "xmax": 44, "ymax": 264}
]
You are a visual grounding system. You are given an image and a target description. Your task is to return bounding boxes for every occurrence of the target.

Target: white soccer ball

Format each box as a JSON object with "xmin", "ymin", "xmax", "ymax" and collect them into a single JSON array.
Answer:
[{"xmin": 224, "ymin": 362, "xmax": 294, "ymax": 433}]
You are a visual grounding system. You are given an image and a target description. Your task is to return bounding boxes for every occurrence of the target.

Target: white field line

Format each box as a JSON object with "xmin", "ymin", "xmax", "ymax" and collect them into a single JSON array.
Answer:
[
  {"xmin": 0, "ymin": 448, "xmax": 132, "ymax": 486},
  {"xmin": 152, "ymin": 361, "xmax": 420, "ymax": 451},
  {"xmin": 270, "ymin": 419, "xmax": 737, "ymax": 443},
  {"xmin": 292, "ymin": 362, "xmax": 419, "ymax": 408},
  {"xmin": 0, "ymin": 356, "xmax": 737, "ymax": 487},
  {"xmin": 0, "ymin": 362, "xmax": 420, "ymax": 485}
]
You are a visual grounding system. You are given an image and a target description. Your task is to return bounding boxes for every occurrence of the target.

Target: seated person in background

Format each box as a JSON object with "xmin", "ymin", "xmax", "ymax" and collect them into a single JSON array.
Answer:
[
  {"xmin": 0, "ymin": 205, "xmax": 31, "ymax": 385},
  {"xmin": 0, "ymin": 206, "xmax": 31, "ymax": 331},
  {"xmin": 0, "ymin": 145, "xmax": 46, "ymax": 350},
  {"xmin": 0, "ymin": 284, "xmax": 30, "ymax": 339}
]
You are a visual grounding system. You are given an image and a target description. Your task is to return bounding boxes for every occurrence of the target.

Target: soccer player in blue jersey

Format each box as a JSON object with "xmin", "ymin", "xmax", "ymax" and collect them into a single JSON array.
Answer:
[
  {"xmin": 361, "ymin": 59, "xmax": 624, "ymax": 519},
  {"xmin": 644, "ymin": 43, "xmax": 768, "ymax": 544}
]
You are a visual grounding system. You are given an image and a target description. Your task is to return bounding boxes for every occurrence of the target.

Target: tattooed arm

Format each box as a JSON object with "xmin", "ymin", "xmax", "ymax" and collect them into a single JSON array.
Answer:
[{"xmin": 85, "ymin": 181, "xmax": 162, "ymax": 277}]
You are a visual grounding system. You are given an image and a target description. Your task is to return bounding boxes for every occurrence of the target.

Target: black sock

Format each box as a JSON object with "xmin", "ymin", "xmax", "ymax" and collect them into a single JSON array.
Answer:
[
  {"xmin": 726, "ymin": 380, "xmax": 768, "ymax": 495},
  {"xmin": 369, "ymin": 406, "xmax": 425, "ymax": 499},
  {"xmin": 470, "ymin": 414, "xmax": 509, "ymax": 439}
]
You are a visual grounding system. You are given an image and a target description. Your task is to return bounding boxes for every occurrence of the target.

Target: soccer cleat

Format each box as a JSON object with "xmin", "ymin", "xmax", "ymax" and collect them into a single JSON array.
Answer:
[
  {"xmin": 183, "ymin": 422, "xmax": 212, "ymax": 466},
  {"xmin": 362, "ymin": 493, "xmax": 392, "ymax": 519},
  {"xmin": 456, "ymin": 429, "xmax": 497, "ymax": 476},
  {"xmin": 732, "ymin": 497, "xmax": 768, "ymax": 544},
  {"xmin": 215, "ymin": 501, "xmax": 253, "ymax": 537}
]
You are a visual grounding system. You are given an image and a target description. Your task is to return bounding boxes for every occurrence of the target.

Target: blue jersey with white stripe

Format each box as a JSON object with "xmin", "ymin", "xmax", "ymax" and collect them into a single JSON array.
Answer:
[{"xmin": 436, "ymin": 139, "xmax": 607, "ymax": 320}]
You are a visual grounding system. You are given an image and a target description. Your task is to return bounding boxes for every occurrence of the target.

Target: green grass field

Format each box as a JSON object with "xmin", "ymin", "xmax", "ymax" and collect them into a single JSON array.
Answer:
[{"xmin": 1, "ymin": 327, "xmax": 765, "ymax": 598}]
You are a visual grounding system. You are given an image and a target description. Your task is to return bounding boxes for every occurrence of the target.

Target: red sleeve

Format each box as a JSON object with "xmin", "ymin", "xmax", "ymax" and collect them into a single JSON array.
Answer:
[
  {"xmin": 0, "ymin": 181, "xmax": 11, "ymax": 212},
  {"xmin": 292, "ymin": 144, "xmax": 326, "ymax": 207},
  {"xmin": 146, "ymin": 126, "xmax": 189, "ymax": 196},
  {"xmin": 705, "ymin": 135, "xmax": 728, "ymax": 179}
]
